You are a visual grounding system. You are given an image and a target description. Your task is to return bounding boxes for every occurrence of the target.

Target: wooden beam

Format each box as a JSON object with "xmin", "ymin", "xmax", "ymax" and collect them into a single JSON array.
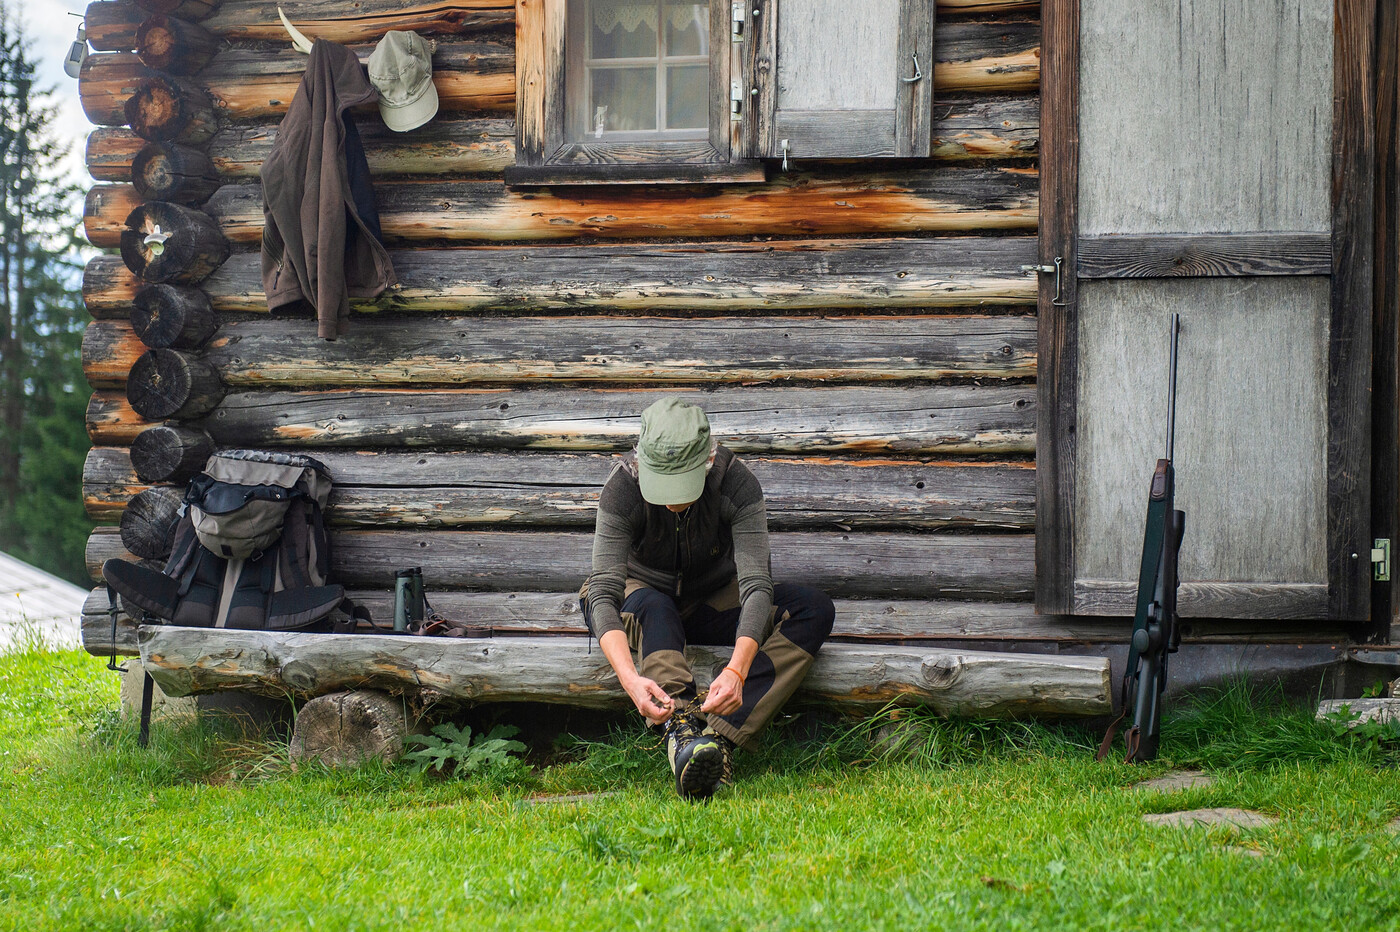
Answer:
[
  {"xmin": 202, "ymin": 0, "xmax": 515, "ymax": 42},
  {"xmin": 82, "ymin": 237, "xmax": 1038, "ymax": 319},
  {"xmin": 79, "ymin": 44, "xmax": 515, "ymax": 125},
  {"xmin": 83, "ymin": 446, "xmax": 1036, "ymax": 529},
  {"xmin": 81, "ymin": 588, "xmax": 1354, "ymax": 659},
  {"xmin": 85, "ymin": 168, "xmax": 1039, "ymax": 247},
  {"xmin": 1034, "ymin": 0, "xmax": 1079, "ymax": 615},
  {"xmin": 77, "ymin": 19, "xmax": 1037, "ymax": 125},
  {"xmin": 135, "ymin": 629, "xmax": 1112, "ymax": 717},
  {"xmin": 1328, "ymin": 0, "xmax": 1377, "ymax": 620},
  {"xmin": 181, "ymin": 384, "xmax": 1033, "ymax": 453},
  {"xmin": 87, "ymin": 525, "xmax": 1037, "ymax": 599},
  {"xmin": 84, "ymin": 94, "xmax": 1039, "ymax": 182},
  {"xmin": 1077, "ymin": 233, "xmax": 1333, "ymax": 279},
  {"xmin": 82, "ymin": 314, "xmax": 1039, "ymax": 389}
]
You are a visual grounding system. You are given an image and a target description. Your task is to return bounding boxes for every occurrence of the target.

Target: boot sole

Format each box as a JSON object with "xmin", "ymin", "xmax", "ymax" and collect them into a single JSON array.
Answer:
[{"xmin": 677, "ymin": 742, "xmax": 725, "ymax": 799}]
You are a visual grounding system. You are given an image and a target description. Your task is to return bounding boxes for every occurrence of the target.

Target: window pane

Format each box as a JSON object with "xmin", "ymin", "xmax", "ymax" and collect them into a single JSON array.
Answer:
[
  {"xmin": 666, "ymin": 64, "xmax": 708, "ymax": 130},
  {"xmin": 590, "ymin": 0, "xmax": 658, "ymax": 59},
  {"xmin": 591, "ymin": 68, "xmax": 658, "ymax": 133},
  {"xmin": 664, "ymin": 2, "xmax": 709, "ymax": 57}
]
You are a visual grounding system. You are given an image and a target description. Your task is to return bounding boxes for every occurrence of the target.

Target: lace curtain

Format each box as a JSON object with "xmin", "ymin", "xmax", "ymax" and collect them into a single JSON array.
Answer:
[{"xmin": 592, "ymin": 0, "xmax": 706, "ymax": 34}]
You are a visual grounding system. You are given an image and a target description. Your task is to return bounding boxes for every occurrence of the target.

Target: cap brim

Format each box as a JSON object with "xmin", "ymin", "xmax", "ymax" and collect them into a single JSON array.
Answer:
[
  {"xmin": 380, "ymin": 81, "xmax": 438, "ymax": 132},
  {"xmin": 637, "ymin": 462, "xmax": 706, "ymax": 506}
]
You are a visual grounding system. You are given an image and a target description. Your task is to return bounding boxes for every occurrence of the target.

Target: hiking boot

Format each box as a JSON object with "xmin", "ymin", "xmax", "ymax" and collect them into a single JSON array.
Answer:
[
  {"xmin": 664, "ymin": 709, "xmax": 724, "ymax": 800},
  {"xmin": 704, "ymin": 726, "xmax": 736, "ymax": 789}
]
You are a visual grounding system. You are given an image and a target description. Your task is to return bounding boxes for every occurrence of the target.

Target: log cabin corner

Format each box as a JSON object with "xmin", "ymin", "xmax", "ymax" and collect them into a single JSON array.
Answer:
[{"xmin": 73, "ymin": 0, "xmax": 1400, "ymax": 719}]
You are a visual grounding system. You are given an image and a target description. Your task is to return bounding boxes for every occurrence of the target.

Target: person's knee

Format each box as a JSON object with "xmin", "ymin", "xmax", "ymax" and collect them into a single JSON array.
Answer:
[
  {"xmin": 623, "ymin": 587, "xmax": 686, "ymax": 654},
  {"xmin": 774, "ymin": 583, "xmax": 835, "ymax": 653}
]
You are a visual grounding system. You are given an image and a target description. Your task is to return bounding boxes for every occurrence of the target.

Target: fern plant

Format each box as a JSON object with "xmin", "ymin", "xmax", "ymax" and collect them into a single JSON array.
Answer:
[{"xmin": 403, "ymin": 723, "xmax": 527, "ymax": 777}]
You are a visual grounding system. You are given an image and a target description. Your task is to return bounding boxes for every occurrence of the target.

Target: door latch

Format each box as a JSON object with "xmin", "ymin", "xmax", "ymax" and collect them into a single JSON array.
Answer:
[
  {"xmin": 1374, "ymin": 539, "xmax": 1391, "ymax": 582},
  {"xmin": 1020, "ymin": 256, "xmax": 1066, "ymax": 306}
]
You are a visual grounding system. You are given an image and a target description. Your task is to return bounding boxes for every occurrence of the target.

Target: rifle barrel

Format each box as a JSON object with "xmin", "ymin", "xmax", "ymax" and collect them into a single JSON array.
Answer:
[{"xmin": 1165, "ymin": 313, "xmax": 1180, "ymax": 462}]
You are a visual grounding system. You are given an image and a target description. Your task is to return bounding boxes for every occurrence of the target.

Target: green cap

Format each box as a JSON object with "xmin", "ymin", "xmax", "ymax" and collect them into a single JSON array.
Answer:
[{"xmin": 637, "ymin": 398, "xmax": 711, "ymax": 506}]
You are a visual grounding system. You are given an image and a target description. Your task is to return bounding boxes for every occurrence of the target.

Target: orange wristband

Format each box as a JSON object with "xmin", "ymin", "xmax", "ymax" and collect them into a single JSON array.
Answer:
[{"xmin": 723, "ymin": 665, "xmax": 746, "ymax": 685}]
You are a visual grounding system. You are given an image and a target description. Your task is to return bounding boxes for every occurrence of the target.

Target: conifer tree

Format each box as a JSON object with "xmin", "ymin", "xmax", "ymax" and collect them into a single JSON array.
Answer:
[{"xmin": 0, "ymin": 8, "xmax": 90, "ymax": 583}]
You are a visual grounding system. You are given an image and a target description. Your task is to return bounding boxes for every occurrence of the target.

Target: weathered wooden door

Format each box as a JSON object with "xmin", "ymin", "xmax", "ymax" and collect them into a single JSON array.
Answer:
[{"xmin": 1038, "ymin": 0, "xmax": 1375, "ymax": 622}]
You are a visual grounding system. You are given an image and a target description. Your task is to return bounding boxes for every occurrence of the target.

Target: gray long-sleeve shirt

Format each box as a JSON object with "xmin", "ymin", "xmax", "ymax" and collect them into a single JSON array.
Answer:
[{"xmin": 584, "ymin": 446, "xmax": 774, "ymax": 644}]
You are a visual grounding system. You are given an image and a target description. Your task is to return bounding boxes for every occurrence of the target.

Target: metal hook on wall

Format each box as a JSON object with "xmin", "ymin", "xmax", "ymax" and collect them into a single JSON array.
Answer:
[{"xmin": 901, "ymin": 52, "xmax": 922, "ymax": 84}]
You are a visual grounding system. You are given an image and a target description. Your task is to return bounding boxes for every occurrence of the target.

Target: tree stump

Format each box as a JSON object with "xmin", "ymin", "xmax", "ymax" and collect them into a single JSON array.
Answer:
[
  {"xmin": 130, "ymin": 424, "xmax": 215, "ymax": 482},
  {"xmin": 132, "ymin": 282, "xmax": 218, "ymax": 348},
  {"xmin": 120, "ymin": 201, "xmax": 230, "ymax": 284},
  {"xmin": 123, "ymin": 73, "xmax": 216, "ymax": 144},
  {"xmin": 126, "ymin": 347, "xmax": 225, "ymax": 420},
  {"xmin": 290, "ymin": 690, "xmax": 409, "ymax": 768},
  {"xmin": 136, "ymin": 15, "xmax": 217, "ymax": 74},
  {"xmin": 132, "ymin": 143, "xmax": 220, "ymax": 205},
  {"xmin": 119, "ymin": 486, "xmax": 184, "ymax": 560}
]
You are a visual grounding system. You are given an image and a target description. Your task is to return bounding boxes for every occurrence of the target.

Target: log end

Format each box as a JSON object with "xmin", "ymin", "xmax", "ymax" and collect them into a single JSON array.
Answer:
[{"xmin": 290, "ymin": 690, "xmax": 408, "ymax": 768}]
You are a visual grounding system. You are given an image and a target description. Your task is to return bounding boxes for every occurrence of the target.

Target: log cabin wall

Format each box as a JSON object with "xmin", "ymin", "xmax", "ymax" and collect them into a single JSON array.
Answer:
[{"xmin": 76, "ymin": 0, "xmax": 1078, "ymax": 654}]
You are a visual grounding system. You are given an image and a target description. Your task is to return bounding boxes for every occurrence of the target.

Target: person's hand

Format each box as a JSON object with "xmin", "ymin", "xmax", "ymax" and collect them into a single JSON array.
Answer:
[
  {"xmin": 624, "ymin": 675, "xmax": 674, "ymax": 725},
  {"xmin": 701, "ymin": 668, "xmax": 743, "ymax": 717}
]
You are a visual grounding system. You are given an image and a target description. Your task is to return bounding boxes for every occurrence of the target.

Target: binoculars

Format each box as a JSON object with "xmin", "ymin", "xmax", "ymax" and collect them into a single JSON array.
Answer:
[{"xmin": 393, "ymin": 566, "xmax": 426, "ymax": 632}]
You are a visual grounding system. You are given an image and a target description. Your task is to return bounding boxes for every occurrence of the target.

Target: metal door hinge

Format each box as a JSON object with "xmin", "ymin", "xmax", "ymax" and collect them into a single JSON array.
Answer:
[
  {"xmin": 732, "ymin": 2, "xmax": 745, "ymax": 39},
  {"xmin": 731, "ymin": 81, "xmax": 743, "ymax": 120},
  {"xmin": 1374, "ymin": 539, "xmax": 1391, "ymax": 582}
]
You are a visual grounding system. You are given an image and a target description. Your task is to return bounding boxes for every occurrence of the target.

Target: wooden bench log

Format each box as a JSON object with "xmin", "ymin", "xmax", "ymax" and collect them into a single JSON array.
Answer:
[
  {"xmin": 91, "ymin": 383, "xmax": 1036, "ymax": 452},
  {"xmin": 128, "ymin": 425, "xmax": 215, "ymax": 482},
  {"xmin": 84, "ymin": 95, "xmax": 1039, "ymax": 182},
  {"xmin": 126, "ymin": 348, "xmax": 225, "ymax": 420},
  {"xmin": 82, "ymin": 314, "xmax": 1038, "ymax": 389},
  {"xmin": 123, "ymin": 73, "xmax": 218, "ymax": 144},
  {"xmin": 136, "ymin": 15, "xmax": 217, "ymax": 73},
  {"xmin": 87, "ymin": 525, "xmax": 1037, "ymax": 599},
  {"xmin": 85, "ymin": 168, "xmax": 1039, "ymax": 248},
  {"xmin": 118, "ymin": 201, "xmax": 230, "ymax": 284},
  {"xmin": 136, "ymin": 629, "xmax": 1111, "ymax": 717},
  {"xmin": 82, "ymin": 237, "xmax": 1038, "ymax": 319},
  {"xmin": 290, "ymin": 690, "xmax": 409, "ymax": 767},
  {"xmin": 85, "ymin": 446, "xmax": 1035, "ymax": 529},
  {"xmin": 130, "ymin": 284, "xmax": 218, "ymax": 349},
  {"xmin": 131, "ymin": 143, "xmax": 221, "ymax": 205},
  {"xmin": 78, "ymin": 21, "xmax": 1036, "ymax": 125},
  {"xmin": 82, "ymin": 586, "xmax": 1354, "ymax": 660}
]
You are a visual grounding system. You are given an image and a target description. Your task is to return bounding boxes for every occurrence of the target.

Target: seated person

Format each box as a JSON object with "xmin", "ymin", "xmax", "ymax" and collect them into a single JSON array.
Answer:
[{"xmin": 581, "ymin": 397, "xmax": 835, "ymax": 799}]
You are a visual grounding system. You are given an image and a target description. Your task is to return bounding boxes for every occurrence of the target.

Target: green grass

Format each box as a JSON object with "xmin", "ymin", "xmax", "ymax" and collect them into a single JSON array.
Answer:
[{"xmin": 2, "ymin": 647, "xmax": 1400, "ymax": 931}]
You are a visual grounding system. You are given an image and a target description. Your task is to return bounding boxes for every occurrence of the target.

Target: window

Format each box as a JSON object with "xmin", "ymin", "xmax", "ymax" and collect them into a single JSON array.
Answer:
[{"xmin": 510, "ymin": 0, "xmax": 936, "ymax": 185}]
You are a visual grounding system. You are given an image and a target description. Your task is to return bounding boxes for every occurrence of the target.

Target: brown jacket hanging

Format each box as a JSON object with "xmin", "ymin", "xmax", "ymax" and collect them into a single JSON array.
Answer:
[{"xmin": 260, "ymin": 39, "xmax": 397, "ymax": 340}]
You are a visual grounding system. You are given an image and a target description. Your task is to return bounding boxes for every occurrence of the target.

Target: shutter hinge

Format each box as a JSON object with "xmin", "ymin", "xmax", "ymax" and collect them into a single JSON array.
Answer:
[
  {"xmin": 731, "ymin": 81, "xmax": 743, "ymax": 120},
  {"xmin": 1374, "ymin": 539, "xmax": 1391, "ymax": 582},
  {"xmin": 732, "ymin": 1, "xmax": 745, "ymax": 40}
]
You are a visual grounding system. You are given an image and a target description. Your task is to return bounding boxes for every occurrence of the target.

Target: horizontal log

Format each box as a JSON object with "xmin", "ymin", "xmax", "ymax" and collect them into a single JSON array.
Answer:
[
  {"xmin": 136, "ymin": 15, "xmax": 217, "ymax": 74},
  {"xmin": 87, "ymin": 392, "xmax": 151, "ymax": 444},
  {"xmin": 116, "ymin": 200, "xmax": 230, "ymax": 284},
  {"xmin": 85, "ymin": 95, "xmax": 1038, "ymax": 182},
  {"xmin": 1076, "ymin": 233, "xmax": 1333, "ymax": 279},
  {"xmin": 126, "ymin": 348, "xmax": 225, "ymax": 419},
  {"xmin": 83, "ymin": 168, "xmax": 1039, "ymax": 248},
  {"xmin": 86, "ymin": 1, "xmax": 142, "ymax": 51},
  {"xmin": 87, "ymin": 525, "xmax": 1037, "ymax": 599},
  {"xmin": 82, "ymin": 314, "xmax": 1038, "ymax": 389},
  {"xmin": 80, "ymin": 43, "xmax": 513, "ymax": 126},
  {"xmin": 83, "ymin": 237, "xmax": 1037, "ymax": 319},
  {"xmin": 136, "ymin": 629, "xmax": 1111, "ymax": 716},
  {"xmin": 131, "ymin": 143, "xmax": 221, "ymax": 205},
  {"xmin": 81, "ymin": 587, "xmax": 1352, "ymax": 659},
  {"xmin": 129, "ymin": 424, "xmax": 214, "ymax": 482},
  {"xmin": 79, "ymin": 21, "xmax": 1035, "ymax": 126},
  {"xmin": 206, "ymin": 385, "xmax": 1033, "ymax": 452},
  {"xmin": 135, "ymin": 0, "xmax": 220, "ymax": 21},
  {"xmin": 83, "ymin": 447, "xmax": 1036, "ymax": 529}
]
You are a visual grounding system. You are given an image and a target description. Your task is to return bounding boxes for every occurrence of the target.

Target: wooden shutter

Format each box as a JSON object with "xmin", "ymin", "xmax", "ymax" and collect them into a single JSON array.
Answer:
[
  {"xmin": 1038, "ymin": 0, "xmax": 1375, "ymax": 622},
  {"xmin": 751, "ymin": 0, "xmax": 935, "ymax": 159}
]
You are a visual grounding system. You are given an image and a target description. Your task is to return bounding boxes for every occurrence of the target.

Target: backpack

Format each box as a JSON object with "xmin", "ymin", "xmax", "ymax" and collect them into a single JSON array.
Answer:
[
  {"xmin": 103, "ymin": 450, "xmax": 372, "ymax": 743},
  {"xmin": 103, "ymin": 450, "xmax": 363, "ymax": 633}
]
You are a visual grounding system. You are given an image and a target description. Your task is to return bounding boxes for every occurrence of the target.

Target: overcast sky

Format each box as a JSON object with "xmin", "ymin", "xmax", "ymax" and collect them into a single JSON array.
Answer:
[{"xmin": 31, "ymin": 0, "xmax": 107, "ymax": 198}]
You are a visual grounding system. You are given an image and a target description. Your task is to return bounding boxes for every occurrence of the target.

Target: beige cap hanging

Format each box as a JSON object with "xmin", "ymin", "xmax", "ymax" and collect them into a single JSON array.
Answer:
[{"xmin": 367, "ymin": 31, "xmax": 438, "ymax": 132}]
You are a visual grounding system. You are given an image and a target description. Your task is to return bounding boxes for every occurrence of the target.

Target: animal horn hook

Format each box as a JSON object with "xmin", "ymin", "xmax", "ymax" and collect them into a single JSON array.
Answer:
[{"xmin": 278, "ymin": 7, "xmax": 313, "ymax": 54}]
